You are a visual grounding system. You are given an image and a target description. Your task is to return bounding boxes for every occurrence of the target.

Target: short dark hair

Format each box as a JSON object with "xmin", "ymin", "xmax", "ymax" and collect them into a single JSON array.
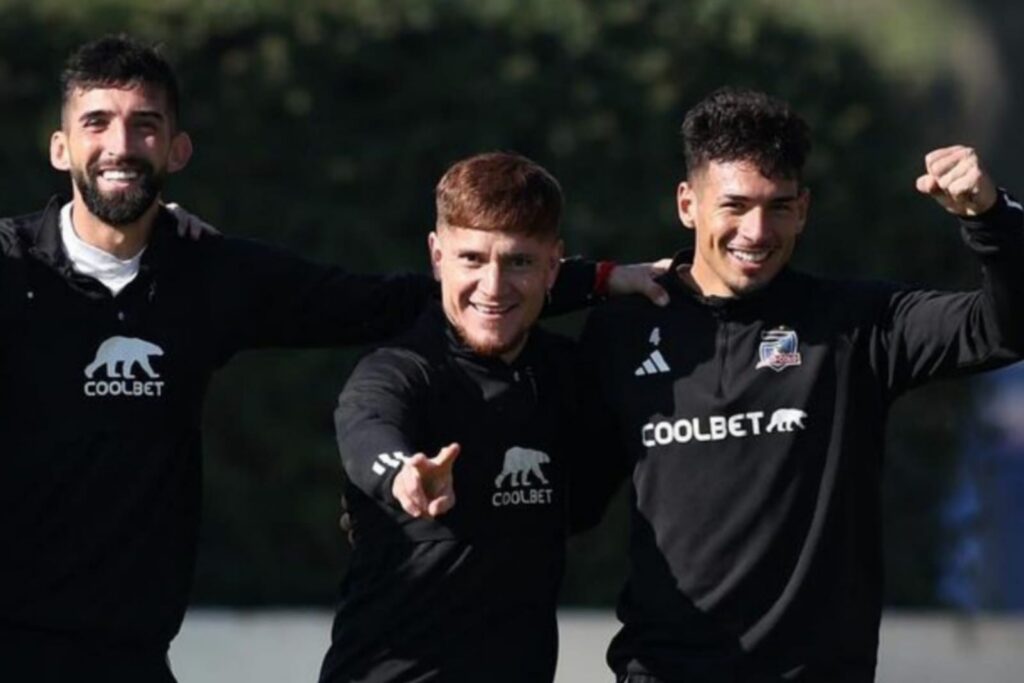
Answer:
[
  {"xmin": 682, "ymin": 87, "xmax": 811, "ymax": 181},
  {"xmin": 435, "ymin": 152, "xmax": 563, "ymax": 240},
  {"xmin": 60, "ymin": 35, "xmax": 181, "ymax": 126}
]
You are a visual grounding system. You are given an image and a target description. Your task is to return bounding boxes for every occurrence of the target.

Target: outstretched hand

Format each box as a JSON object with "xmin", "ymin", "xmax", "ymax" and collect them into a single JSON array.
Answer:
[
  {"xmin": 607, "ymin": 259, "xmax": 672, "ymax": 306},
  {"xmin": 916, "ymin": 146, "xmax": 997, "ymax": 217},
  {"xmin": 391, "ymin": 443, "xmax": 461, "ymax": 518}
]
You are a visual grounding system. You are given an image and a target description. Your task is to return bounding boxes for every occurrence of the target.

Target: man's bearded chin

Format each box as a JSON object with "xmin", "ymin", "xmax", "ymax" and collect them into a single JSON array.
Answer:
[
  {"xmin": 72, "ymin": 160, "xmax": 164, "ymax": 226},
  {"xmin": 452, "ymin": 322, "xmax": 527, "ymax": 360}
]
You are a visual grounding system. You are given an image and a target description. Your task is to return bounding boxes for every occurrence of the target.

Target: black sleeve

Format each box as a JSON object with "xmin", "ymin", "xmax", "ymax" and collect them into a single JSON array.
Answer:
[
  {"xmin": 567, "ymin": 307, "xmax": 633, "ymax": 534},
  {"xmin": 0, "ymin": 223, "xmax": 25, "ymax": 356},
  {"xmin": 334, "ymin": 347, "xmax": 429, "ymax": 507},
  {"xmin": 871, "ymin": 191, "xmax": 1024, "ymax": 396},
  {"xmin": 545, "ymin": 257, "xmax": 599, "ymax": 316},
  {"xmin": 205, "ymin": 237, "xmax": 598, "ymax": 356},
  {"xmin": 206, "ymin": 237, "xmax": 436, "ymax": 356}
]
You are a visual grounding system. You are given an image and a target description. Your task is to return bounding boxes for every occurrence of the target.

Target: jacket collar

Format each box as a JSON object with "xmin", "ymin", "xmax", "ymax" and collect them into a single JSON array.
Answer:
[
  {"xmin": 406, "ymin": 302, "xmax": 542, "ymax": 399},
  {"xmin": 435, "ymin": 302, "xmax": 541, "ymax": 374},
  {"xmin": 660, "ymin": 248, "xmax": 798, "ymax": 312},
  {"xmin": 23, "ymin": 197, "xmax": 69, "ymax": 273},
  {"xmin": 24, "ymin": 195, "xmax": 179, "ymax": 278}
]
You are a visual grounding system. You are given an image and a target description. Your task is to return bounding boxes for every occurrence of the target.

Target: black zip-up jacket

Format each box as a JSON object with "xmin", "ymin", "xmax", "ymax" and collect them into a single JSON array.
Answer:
[
  {"xmin": 0, "ymin": 199, "xmax": 598, "ymax": 680},
  {"xmin": 579, "ymin": 193, "xmax": 1024, "ymax": 682},
  {"xmin": 319, "ymin": 303, "xmax": 581, "ymax": 683}
]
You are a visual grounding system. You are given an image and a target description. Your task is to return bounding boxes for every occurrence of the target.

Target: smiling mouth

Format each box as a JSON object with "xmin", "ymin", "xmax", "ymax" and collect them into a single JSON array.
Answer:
[
  {"xmin": 727, "ymin": 247, "xmax": 772, "ymax": 264},
  {"xmin": 470, "ymin": 302, "xmax": 517, "ymax": 316},
  {"xmin": 97, "ymin": 168, "xmax": 142, "ymax": 183}
]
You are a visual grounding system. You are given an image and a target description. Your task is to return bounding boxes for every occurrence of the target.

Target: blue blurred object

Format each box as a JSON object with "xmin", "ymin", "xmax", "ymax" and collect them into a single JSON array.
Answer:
[{"xmin": 942, "ymin": 363, "xmax": 1024, "ymax": 610}]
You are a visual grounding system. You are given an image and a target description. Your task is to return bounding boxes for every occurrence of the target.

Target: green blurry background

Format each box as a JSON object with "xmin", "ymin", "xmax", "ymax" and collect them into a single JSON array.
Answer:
[{"xmin": 2, "ymin": 0, "xmax": 1022, "ymax": 609}]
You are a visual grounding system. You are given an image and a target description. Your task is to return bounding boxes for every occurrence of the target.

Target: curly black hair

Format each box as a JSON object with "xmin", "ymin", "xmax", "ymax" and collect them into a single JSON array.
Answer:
[
  {"xmin": 682, "ymin": 87, "xmax": 810, "ymax": 181},
  {"xmin": 60, "ymin": 35, "xmax": 180, "ymax": 127}
]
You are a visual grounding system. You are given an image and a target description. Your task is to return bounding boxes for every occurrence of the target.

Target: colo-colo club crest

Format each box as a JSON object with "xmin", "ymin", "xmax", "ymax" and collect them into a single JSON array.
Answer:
[{"xmin": 756, "ymin": 327, "xmax": 802, "ymax": 372}]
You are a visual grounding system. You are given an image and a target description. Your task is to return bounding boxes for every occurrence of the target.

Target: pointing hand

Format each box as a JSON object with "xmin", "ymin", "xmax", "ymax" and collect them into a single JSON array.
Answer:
[{"xmin": 391, "ymin": 443, "xmax": 461, "ymax": 518}]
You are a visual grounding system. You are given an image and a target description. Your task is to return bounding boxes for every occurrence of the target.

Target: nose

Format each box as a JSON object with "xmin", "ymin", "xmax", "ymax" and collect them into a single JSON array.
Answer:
[
  {"xmin": 101, "ymin": 120, "xmax": 131, "ymax": 158},
  {"xmin": 737, "ymin": 207, "xmax": 770, "ymax": 242},
  {"xmin": 478, "ymin": 262, "xmax": 506, "ymax": 297}
]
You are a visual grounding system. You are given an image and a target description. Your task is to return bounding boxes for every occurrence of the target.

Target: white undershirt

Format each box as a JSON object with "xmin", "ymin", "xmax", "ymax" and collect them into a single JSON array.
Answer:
[{"xmin": 60, "ymin": 202, "xmax": 146, "ymax": 296}]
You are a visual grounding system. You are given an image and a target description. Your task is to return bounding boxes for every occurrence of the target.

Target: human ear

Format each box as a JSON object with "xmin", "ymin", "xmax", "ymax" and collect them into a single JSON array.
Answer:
[
  {"xmin": 794, "ymin": 187, "xmax": 811, "ymax": 234},
  {"xmin": 677, "ymin": 181, "xmax": 697, "ymax": 231},
  {"xmin": 427, "ymin": 231, "xmax": 443, "ymax": 281},
  {"xmin": 168, "ymin": 132, "xmax": 194, "ymax": 174},
  {"xmin": 545, "ymin": 239, "xmax": 564, "ymax": 291},
  {"xmin": 49, "ymin": 130, "xmax": 70, "ymax": 171}
]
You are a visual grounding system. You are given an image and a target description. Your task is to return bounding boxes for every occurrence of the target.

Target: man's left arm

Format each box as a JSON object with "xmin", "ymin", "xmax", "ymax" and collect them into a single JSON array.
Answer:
[
  {"xmin": 160, "ymin": 197, "xmax": 670, "ymax": 353},
  {"xmin": 880, "ymin": 146, "xmax": 1024, "ymax": 393}
]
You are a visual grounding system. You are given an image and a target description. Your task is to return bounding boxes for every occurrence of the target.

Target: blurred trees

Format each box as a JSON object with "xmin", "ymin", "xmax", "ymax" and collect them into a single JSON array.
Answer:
[{"xmin": 0, "ymin": 0, "xmax": 1009, "ymax": 608}]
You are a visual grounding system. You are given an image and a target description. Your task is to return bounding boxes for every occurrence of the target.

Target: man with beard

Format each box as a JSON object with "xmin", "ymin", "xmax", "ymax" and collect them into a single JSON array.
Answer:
[
  {"xmin": 580, "ymin": 88, "xmax": 1024, "ymax": 682},
  {"xmin": 319, "ymin": 152, "xmax": 598, "ymax": 683},
  {"xmin": 0, "ymin": 37, "xmax": 660, "ymax": 682}
]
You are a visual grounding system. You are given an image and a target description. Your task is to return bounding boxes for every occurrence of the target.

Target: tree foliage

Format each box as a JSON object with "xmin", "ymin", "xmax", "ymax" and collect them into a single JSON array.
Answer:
[{"xmin": 0, "ymin": 0, "xmax": 1000, "ymax": 607}]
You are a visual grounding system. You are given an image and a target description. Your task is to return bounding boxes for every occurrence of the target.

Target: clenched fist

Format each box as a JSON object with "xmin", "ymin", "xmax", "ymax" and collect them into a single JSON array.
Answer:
[{"xmin": 916, "ymin": 145, "xmax": 997, "ymax": 217}]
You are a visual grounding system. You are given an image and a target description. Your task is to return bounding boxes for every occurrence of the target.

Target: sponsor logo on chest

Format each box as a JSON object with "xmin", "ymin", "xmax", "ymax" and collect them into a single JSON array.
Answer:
[
  {"xmin": 642, "ymin": 407, "xmax": 807, "ymax": 447},
  {"xmin": 492, "ymin": 446, "xmax": 554, "ymax": 508},
  {"xmin": 83, "ymin": 336, "xmax": 166, "ymax": 398}
]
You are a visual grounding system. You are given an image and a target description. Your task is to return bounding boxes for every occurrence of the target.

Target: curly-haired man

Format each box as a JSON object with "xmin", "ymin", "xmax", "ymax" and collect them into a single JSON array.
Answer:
[{"xmin": 581, "ymin": 87, "xmax": 1024, "ymax": 682}]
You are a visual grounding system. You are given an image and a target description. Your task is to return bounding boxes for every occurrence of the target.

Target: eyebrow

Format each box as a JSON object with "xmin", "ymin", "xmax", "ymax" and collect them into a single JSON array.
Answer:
[
  {"xmin": 454, "ymin": 249, "xmax": 534, "ymax": 263},
  {"xmin": 720, "ymin": 193, "xmax": 801, "ymax": 203},
  {"xmin": 499, "ymin": 252, "xmax": 533, "ymax": 263},
  {"xmin": 77, "ymin": 109, "xmax": 167, "ymax": 124}
]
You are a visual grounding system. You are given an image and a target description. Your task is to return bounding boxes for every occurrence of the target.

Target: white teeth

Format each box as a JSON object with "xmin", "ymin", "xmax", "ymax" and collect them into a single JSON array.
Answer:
[
  {"xmin": 729, "ymin": 249, "xmax": 769, "ymax": 263},
  {"xmin": 100, "ymin": 170, "xmax": 139, "ymax": 181},
  {"xmin": 472, "ymin": 303, "xmax": 512, "ymax": 314}
]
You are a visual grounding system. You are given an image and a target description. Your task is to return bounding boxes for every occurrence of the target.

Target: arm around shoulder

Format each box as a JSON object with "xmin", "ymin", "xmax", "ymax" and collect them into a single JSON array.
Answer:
[{"xmin": 206, "ymin": 236, "xmax": 436, "ymax": 353}]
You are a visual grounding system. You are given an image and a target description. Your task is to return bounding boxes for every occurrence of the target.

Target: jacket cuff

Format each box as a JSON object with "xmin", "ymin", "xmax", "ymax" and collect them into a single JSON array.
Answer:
[
  {"xmin": 960, "ymin": 189, "xmax": 1024, "ymax": 231},
  {"xmin": 959, "ymin": 190, "xmax": 1024, "ymax": 256}
]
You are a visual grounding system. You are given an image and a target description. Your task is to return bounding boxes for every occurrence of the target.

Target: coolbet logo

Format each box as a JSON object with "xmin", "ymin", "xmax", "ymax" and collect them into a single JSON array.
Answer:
[
  {"xmin": 756, "ymin": 327, "xmax": 802, "ymax": 372},
  {"xmin": 642, "ymin": 407, "xmax": 808, "ymax": 447},
  {"xmin": 83, "ymin": 336, "xmax": 165, "ymax": 397},
  {"xmin": 492, "ymin": 446, "xmax": 554, "ymax": 507}
]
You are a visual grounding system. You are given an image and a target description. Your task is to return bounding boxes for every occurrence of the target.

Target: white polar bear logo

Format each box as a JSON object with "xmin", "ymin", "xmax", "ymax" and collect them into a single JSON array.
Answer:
[
  {"xmin": 767, "ymin": 408, "xmax": 807, "ymax": 433},
  {"xmin": 84, "ymin": 336, "xmax": 164, "ymax": 379},
  {"xmin": 494, "ymin": 447, "xmax": 550, "ymax": 488}
]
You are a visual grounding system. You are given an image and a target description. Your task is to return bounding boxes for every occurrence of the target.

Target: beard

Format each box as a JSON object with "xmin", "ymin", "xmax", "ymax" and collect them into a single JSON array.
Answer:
[
  {"xmin": 452, "ymin": 321, "xmax": 529, "ymax": 360},
  {"xmin": 71, "ymin": 157, "xmax": 165, "ymax": 226}
]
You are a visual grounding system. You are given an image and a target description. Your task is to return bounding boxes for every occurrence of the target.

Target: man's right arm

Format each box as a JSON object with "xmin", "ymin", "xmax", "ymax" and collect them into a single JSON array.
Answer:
[{"xmin": 334, "ymin": 348, "xmax": 428, "ymax": 507}]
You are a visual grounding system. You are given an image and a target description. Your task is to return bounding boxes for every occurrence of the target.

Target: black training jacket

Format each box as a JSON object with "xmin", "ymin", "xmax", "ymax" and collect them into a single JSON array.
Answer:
[
  {"xmin": 579, "ymin": 193, "xmax": 1024, "ymax": 683},
  {"xmin": 320, "ymin": 303, "xmax": 582, "ymax": 683},
  {"xmin": 0, "ymin": 198, "xmax": 597, "ymax": 680}
]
